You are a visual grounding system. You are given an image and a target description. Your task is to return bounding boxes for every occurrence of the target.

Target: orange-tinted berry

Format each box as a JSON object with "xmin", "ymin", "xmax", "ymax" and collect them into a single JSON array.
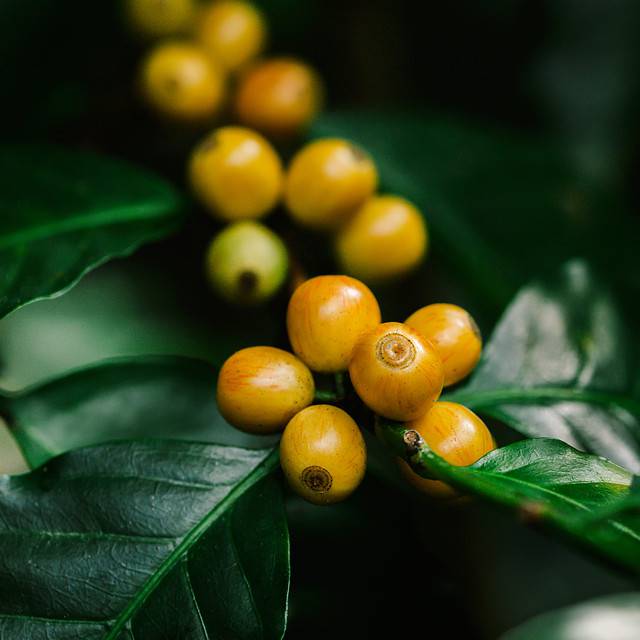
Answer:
[
  {"xmin": 349, "ymin": 322, "xmax": 444, "ymax": 421},
  {"xmin": 399, "ymin": 401, "xmax": 495, "ymax": 498},
  {"xmin": 280, "ymin": 405, "xmax": 366, "ymax": 505},
  {"xmin": 405, "ymin": 303, "xmax": 482, "ymax": 386},
  {"xmin": 217, "ymin": 346, "xmax": 314, "ymax": 434},
  {"xmin": 234, "ymin": 58, "xmax": 323, "ymax": 138},
  {"xmin": 287, "ymin": 275, "xmax": 381, "ymax": 373}
]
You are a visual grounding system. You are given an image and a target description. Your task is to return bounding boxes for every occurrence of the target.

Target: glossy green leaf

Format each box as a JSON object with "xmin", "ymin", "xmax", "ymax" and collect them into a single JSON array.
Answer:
[
  {"xmin": 0, "ymin": 356, "xmax": 274, "ymax": 469},
  {"xmin": 501, "ymin": 592, "xmax": 640, "ymax": 640},
  {"xmin": 578, "ymin": 477, "xmax": 640, "ymax": 529},
  {"xmin": 0, "ymin": 441, "xmax": 288, "ymax": 639},
  {"xmin": 378, "ymin": 423, "xmax": 640, "ymax": 573},
  {"xmin": 312, "ymin": 111, "xmax": 639, "ymax": 309},
  {"xmin": 446, "ymin": 261, "xmax": 640, "ymax": 472},
  {"xmin": 0, "ymin": 145, "xmax": 184, "ymax": 318}
]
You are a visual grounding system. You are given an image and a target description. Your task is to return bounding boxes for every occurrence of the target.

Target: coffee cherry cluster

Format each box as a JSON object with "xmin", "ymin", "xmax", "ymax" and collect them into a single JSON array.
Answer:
[
  {"xmin": 217, "ymin": 274, "xmax": 495, "ymax": 505},
  {"xmin": 128, "ymin": 0, "xmax": 322, "ymax": 137},
  {"xmin": 188, "ymin": 129, "xmax": 429, "ymax": 305},
  {"xmin": 126, "ymin": 2, "xmax": 429, "ymax": 307}
]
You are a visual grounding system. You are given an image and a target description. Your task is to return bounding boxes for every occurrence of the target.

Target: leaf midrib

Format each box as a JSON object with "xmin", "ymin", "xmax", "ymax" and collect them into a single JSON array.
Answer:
[
  {"xmin": 445, "ymin": 386, "xmax": 640, "ymax": 416},
  {"xmin": 104, "ymin": 448, "xmax": 279, "ymax": 640},
  {"xmin": 0, "ymin": 202, "xmax": 178, "ymax": 251},
  {"xmin": 434, "ymin": 458, "xmax": 640, "ymax": 544}
]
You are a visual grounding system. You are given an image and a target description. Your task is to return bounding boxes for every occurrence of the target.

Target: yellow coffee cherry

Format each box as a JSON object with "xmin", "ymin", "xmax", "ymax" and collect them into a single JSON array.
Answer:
[
  {"xmin": 125, "ymin": 0, "xmax": 195, "ymax": 38},
  {"xmin": 189, "ymin": 126, "xmax": 283, "ymax": 221},
  {"xmin": 336, "ymin": 195, "xmax": 428, "ymax": 282},
  {"xmin": 349, "ymin": 322, "xmax": 444, "ymax": 421},
  {"xmin": 280, "ymin": 405, "xmax": 366, "ymax": 505},
  {"xmin": 284, "ymin": 139, "xmax": 378, "ymax": 230},
  {"xmin": 196, "ymin": 1, "xmax": 266, "ymax": 72},
  {"xmin": 287, "ymin": 275, "xmax": 381, "ymax": 373},
  {"xmin": 234, "ymin": 58, "xmax": 323, "ymax": 138},
  {"xmin": 205, "ymin": 221, "xmax": 288, "ymax": 305},
  {"xmin": 405, "ymin": 303, "xmax": 482, "ymax": 386},
  {"xmin": 139, "ymin": 42, "xmax": 225, "ymax": 123},
  {"xmin": 217, "ymin": 346, "xmax": 314, "ymax": 434},
  {"xmin": 398, "ymin": 401, "xmax": 495, "ymax": 498}
]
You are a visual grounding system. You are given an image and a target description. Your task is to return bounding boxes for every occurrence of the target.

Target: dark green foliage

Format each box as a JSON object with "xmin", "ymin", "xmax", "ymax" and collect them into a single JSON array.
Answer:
[
  {"xmin": 1, "ymin": 356, "xmax": 272, "ymax": 469},
  {"xmin": 0, "ymin": 146, "xmax": 183, "ymax": 318},
  {"xmin": 0, "ymin": 442, "xmax": 288, "ymax": 639},
  {"xmin": 378, "ymin": 422, "xmax": 640, "ymax": 574},
  {"xmin": 446, "ymin": 261, "xmax": 640, "ymax": 472}
]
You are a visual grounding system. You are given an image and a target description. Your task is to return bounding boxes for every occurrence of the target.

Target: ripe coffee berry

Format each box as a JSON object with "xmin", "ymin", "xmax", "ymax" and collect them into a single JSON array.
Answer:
[
  {"xmin": 196, "ymin": 1, "xmax": 266, "ymax": 72},
  {"xmin": 336, "ymin": 195, "xmax": 428, "ymax": 282},
  {"xmin": 235, "ymin": 58, "xmax": 323, "ymax": 138},
  {"xmin": 349, "ymin": 322, "xmax": 444, "ymax": 421},
  {"xmin": 398, "ymin": 402, "xmax": 495, "ymax": 498},
  {"xmin": 125, "ymin": 0, "xmax": 195, "ymax": 39},
  {"xmin": 405, "ymin": 303, "xmax": 482, "ymax": 386},
  {"xmin": 217, "ymin": 346, "xmax": 314, "ymax": 434},
  {"xmin": 287, "ymin": 275, "xmax": 381, "ymax": 373},
  {"xmin": 139, "ymin": 42, "xmax": 225, "ymax": 122},
  {"xmin": 284, "ymin": 139, "xmax": 377, "ymax": 230},
  {"xmin": 280, "ymin": 405, "xmax": 366, "ymax": 505},
  {"xmin": 189, "ymin": 126, "xmax": 283, "ymax": 221}
]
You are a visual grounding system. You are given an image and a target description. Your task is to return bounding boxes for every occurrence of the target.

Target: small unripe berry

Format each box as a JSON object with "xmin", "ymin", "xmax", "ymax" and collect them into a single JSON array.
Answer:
[
  {"xmin": 405, "ymin": 303, "xmax": 482, "ymax": 386},
  {"xmin": 336, "ymin": 195, "xmax": 428, "ymax": 282},
  {"xmin": 285, "ymin": 139, "xmax": 378, "ymax": 230},
  {"xmin": 280, "ymin": 405, "xmax": 366, "ymax": 505},
  {"xmin": 349, "ymin": 322, "xmax": 444, "ymax": 421},
  {"xmin": 196, "ymin": 1, "xmax": 266, "ymax": 73},
  {"xmin": 125, "ymin": 0, "xmax": 195, "ymax": 39},
  {"xmin": 189, "ymin": 126, "xmax": 283, "ymax": 221},
  {"xmin": 205, "ymin": 221, "xmax": 288, "ymax": 305},
  {"xmin": 398, "ymin": 402, "xmax": 495, "ymax": 498},
  {"xmin": 139, "ymin": 42, "xmax": 225, "ymax": 123},
  {"xmin": 234, "ymin": 58, "xmax": 323, "ymax": 138},
  {"xmin": 287, "ymin": 275, "xmax": 381, "ymax": 373},
  {"xmin": 217, "ymin": 346, "xmax": 314, "ymax": 434}
]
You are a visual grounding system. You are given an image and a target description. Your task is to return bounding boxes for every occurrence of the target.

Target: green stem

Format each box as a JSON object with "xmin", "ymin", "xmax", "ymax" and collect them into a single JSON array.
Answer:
[
  {"xmin": 375, "ymin": 418, "xmax": 449, "ymax": 482},
  {"xmin": 334, "ymin": 372, "xmax": 346, "ymax": 399},
  {"xmin": 313, "ymin": 372, "xmax": 348, "ymax": 403},
  {"xmin": 314, "ymin": 390, "xmax": 341, "ymax": 402}
]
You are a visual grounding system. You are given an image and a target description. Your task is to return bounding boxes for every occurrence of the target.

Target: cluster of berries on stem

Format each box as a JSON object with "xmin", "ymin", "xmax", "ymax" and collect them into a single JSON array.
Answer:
[{"xmin": 217, "ymin": 274, "xmax": 495, "ymax": 505}]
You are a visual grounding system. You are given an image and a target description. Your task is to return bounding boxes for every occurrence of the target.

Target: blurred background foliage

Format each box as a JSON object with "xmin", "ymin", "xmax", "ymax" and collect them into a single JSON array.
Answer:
[{"xmin": 1, "ymin": 0, "xmax": 639, "ymax": 637}]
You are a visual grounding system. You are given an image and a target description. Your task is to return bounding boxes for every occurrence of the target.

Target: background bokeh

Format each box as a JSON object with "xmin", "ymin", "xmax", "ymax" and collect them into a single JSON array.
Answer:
[{"xmin": 1, "ymin": 1, "xmax": 639, "ymax": 637}]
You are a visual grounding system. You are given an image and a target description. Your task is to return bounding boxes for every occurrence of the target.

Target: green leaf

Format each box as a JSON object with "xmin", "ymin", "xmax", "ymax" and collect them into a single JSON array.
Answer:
[
  {"xmin": 501, "ymin": 592, "xmax": 640, "ymax": 640},
  {"xmin": 0, "ymin": 356, "xmax": 274, "ymax": 470},
  {"xmin": 312, "ymin": 111, "xmax": 639, "ymax": 310},
  {"xmin": 446, "ymin": 260, "xmax": 640, "ymax": 473},
  {"xmin": 0, "ymin": 145, "xmax": 184, "ymax": 319},
  {"xmin": 0, "ymin": 262, "xmax": 282, "ymax": 391},
  {"xmin": 378, "ymin": 422, "xmax": 640, "ymax": 573},
  {"xmin": 578, "ymin": 477, "xmax": 640, "ymax": 529},
  {"xmin": 0, "ymin": 441, "xmax": 288, "ymax": 639}
]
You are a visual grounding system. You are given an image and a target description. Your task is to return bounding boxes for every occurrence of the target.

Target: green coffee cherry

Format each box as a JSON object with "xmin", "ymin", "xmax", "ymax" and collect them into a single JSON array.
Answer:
[{"xmin": 205, "ymin": 221, "xmax": 288, "ymax": 305}]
